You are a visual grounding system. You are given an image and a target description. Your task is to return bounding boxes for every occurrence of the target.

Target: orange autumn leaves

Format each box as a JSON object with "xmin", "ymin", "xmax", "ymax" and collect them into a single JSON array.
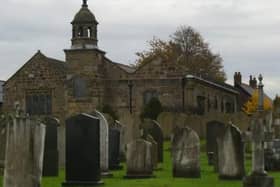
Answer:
[{"xmin": 243, "ymin": 90, "xmax": 272, "ymax": 115}]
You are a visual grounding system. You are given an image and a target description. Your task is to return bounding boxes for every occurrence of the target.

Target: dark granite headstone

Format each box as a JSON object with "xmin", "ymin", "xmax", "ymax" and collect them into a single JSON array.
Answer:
[
  {"xmin": 62, "ymin": 113, "xmax": 103, "ymax": 186},
  {"xmin": 43, "ymin": 117, "xmax": 59, "ymax": 177},
  {"xmin": 109, "ymin": 128, "xmax": 122, "ymax": 170},
  {"xmin": 206, "ymin": 120, "xmax": 226, "ymax": 170},
  {"xmin": 217, "ymin": 124, "xmax": 245, "ymax": 180},
  {"xmin": 142, "ymin": 119, "xmax": 164, "ymax": 163},
  {"xmin": 264, "ymin": 139, "xmax": 280, "ymax": 171}
]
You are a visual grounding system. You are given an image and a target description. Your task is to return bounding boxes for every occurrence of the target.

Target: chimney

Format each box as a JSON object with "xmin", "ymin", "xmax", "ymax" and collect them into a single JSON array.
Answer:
[
  {"xmin": 234, "ymin": 72, "xmax": 242, "ymax": 86},
  {"xmin": 250, "ymin": 77, "xmax": 257, "ymax": 89}
]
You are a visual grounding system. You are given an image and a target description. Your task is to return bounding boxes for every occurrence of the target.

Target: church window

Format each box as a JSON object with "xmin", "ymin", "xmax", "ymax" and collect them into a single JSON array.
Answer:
[
  {"xmin": 197, "ymin": 96, "xmax": 205, "ymax": 115},
  {"xmin": 143, "ymin": 90, "xmax": 158, "ymax": 105},
  {"xmin": 73, "ymin": 77, "xmax": 88, "ymax": 98},
  {"xmin": 225, "ymin": 100, "xmax": 235, "ymax": 113},
  {"xmin": 26, "ymin": 91, "xmax": 52, "ymax": 115},
  {"xmin": 78, "ymin": 27, "xmax": 83, "ymax": 37},
  {"xmin": 214, "ymin": 96, "xmax": 218, "ymax": 110},
  {"xmin": 87, "ymin": 27, "xmax": 92, "ymax": 38}
]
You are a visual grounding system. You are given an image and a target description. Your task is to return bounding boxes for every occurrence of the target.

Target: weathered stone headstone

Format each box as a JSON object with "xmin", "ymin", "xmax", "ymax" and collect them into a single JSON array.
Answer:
[
  {"xmin": 43, "ymin": 117, "xmax": 59, "ymax": 177},
  {"xmin": 144, "ymin": 134, "xmax": 158, "ymax": 170},
  {"xmin": 119, "ymin": 113, "xmax": 141, "ymax": 149},
  {"xmin": 3, "ymin": 115, "xmax": 46, "ymax": 187},
  {"xmin": 93, "ymin": 110, "xmax": 112, "ymax": 177},
  {"xmin": 125, "ymin": 139, "xmax": 154, "ymax": 178},
  {"xmin": 206, "ymin": 120, "xmax": 226, "ymax": 168},
  {"xmin": 243, "ymin": 75, "xmax": 274, "ymax": 187},
  {"xmin": 172, "ymin": 127, "xmax": 200, "ymax": 178},
  {"xmin": 109, "ymin": 128, "xmax": 122, "ymax": 170},
  {"xmin": 217, "ymin": 123, "xmax": 245, "ymax": 179},
  {"xmin": 142, "ymin": 119, "xmax": 164, "ymax": 163},
  {"xmin": 62, "ymin": 113, "xmax": 103, "ymax": 186}
]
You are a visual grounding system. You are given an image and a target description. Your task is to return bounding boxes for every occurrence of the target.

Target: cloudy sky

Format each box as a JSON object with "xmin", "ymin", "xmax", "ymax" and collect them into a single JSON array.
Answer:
[{"xmin": 1, "ymin": 0, "xmax": 280, "ymax": 97}]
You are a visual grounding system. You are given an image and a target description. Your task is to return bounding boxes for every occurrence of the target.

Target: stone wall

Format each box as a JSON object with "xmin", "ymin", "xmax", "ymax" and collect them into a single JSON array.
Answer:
[{"xmin": 157, "ymin": 111, "xmax": 251, "ymax": 139}]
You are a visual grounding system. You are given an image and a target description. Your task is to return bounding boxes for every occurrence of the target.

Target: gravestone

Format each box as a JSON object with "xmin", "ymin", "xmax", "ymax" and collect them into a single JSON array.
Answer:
[
  {"xmin": 206, "ymin": 120, "xmax": 226, "ymax": 169},
  {"xmin": 119, "ymin": 113, "xmax": 141, "ymax": 149},
  {"xmin": 93, "ymin": 110, "xmax": 112, "ymax": 177},
  {"xmin": 3, "ymin": 115, "xmax": 46, "ymax": 187},
  {"xmin": 62, "ymin": 113, "xmax": 103, "ymax": 186},
  {"xmin": 243, "ymin": 75, "xmax": 274, "ymax": 187},
  {"xmin": 217, "ymin": 123, "xmax": 245, "ymax": 179},
  {"xmin": 264, "ymin": 139, "xmax": 280, "ymax": 171},
  {"xmin": 143, "ymin": 134, "xmax": 158, "ymax": 170},
  {"xmin": 172, "ymin": 127, "xmax": 200, "ymax": 178},
  {"xmin": 43, "ymin": 117, "xmax": 59, "ymax": 177},
  {"xmin": 125, "ymin": 139, "xmax": 154, "ymax": 178},
  {"xmin": 115, "ymin": 121, "xmax": 126, "ymax": 161},
  {"xmin": 109, "ymin": 128, "xmax": 122, "ymax": 170},
  {"xmin": 142, "ymin": 119, "xmax": 164, "ymax": 163}
]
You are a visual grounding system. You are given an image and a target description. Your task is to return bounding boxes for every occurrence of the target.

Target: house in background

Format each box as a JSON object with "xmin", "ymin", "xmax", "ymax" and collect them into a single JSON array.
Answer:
[
  {"xmin": 0, "ymin": 81, "xmax": 4, "ymax": 112},
  {"xmin": 233, "ymin": 72, "xmax": 272, "ymax": 110}
]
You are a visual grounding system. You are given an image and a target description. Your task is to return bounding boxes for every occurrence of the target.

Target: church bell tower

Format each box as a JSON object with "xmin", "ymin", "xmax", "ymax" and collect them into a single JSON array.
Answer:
[{"xmin": 71, "ymin": 0, "xmax": 99, "ymax": 49}]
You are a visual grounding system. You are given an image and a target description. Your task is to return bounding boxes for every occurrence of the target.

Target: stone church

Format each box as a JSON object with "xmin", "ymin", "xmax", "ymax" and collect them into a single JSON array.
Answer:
[{"xmin": 3, "ymin": 1, "xmax": 239, "ymax": 122}]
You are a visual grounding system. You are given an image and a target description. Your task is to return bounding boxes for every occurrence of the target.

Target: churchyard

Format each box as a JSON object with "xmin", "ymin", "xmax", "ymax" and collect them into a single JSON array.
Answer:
[
  {"xmin": 1, "ymin": 142, "xmax": 280, "ymax": 187},
  {"xmin": 0, "ymin": 76, "xmax": 279, "ymax": 187}
]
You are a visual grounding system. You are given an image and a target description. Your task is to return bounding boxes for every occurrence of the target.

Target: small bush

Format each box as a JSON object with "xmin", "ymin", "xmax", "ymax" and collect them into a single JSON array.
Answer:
[
  {"xmin": 140, "ymin": 97, "xmax": 163, "ymax": 120},
  {"xmin": 101, "ymin": 104, "xmax": 119, "ymax": 120}
]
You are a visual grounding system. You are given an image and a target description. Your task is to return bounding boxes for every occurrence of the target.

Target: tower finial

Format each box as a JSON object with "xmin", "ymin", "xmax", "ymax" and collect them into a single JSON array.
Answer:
[{"xmin": 82, "ymin": 0, "xmax": 88, "ymax": 7}]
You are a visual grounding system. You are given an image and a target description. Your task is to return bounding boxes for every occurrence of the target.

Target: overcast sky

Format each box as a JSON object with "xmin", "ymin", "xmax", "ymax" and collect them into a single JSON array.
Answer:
[{"xmin": 1, "ymin": 0, "xmax": 280, "ymax": 97}]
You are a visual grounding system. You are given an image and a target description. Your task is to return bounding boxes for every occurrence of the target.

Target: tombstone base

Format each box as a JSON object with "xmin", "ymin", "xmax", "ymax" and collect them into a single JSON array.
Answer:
[
  {"xmin": 207, "ymin": 152, "xmax": 214, "ymax": 165},
  {"xmin": 109, "ymin": 165, "xmax": 123, "ymax": 170},
  {"xmin": 219, "ymin": 175, "xmax": 244, "ymax": 180},
  {"xmin": 243, "ymin": 174, "xmax": 274, "ymax": 187},
  {"xmin": 101, "ymin": 171, "xmax": 113, "ymax": 178},
  {"xmin": 173, "ymin": 170, "xmax": 201, "ymax": 178},
  {"xmin": 124, "ymin": 174, "xmax": 155, "ymax": 179},
  {"xmin": 62, "ymin": 180, "xmax": 104, "ymax": 187}
]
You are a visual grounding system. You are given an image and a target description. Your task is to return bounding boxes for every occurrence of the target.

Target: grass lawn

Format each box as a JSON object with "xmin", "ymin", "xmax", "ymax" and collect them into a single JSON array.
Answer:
[{"xmin": 1, "ymin": 141, "xmax": 280, "ymax": 187}]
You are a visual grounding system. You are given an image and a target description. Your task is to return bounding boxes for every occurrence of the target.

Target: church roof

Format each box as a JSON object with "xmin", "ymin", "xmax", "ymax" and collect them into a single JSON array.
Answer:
[
  {"xmin": 114, "ymin": 62, "xmax": 136, "ymax": 73},
  {"xmin": 238, "ymin": 83, "xmax": 272, "ymax": 102},
  {"xmin": 185, "ymin": 75, "xmax": 239, "ymax": 94},
  {"xmin": 72, "ymin": 5, "xmax": 98, "ymax": 24},
  {"xmin": 4, "ymin": 51, "xmax": 66, "ymax": 86}
]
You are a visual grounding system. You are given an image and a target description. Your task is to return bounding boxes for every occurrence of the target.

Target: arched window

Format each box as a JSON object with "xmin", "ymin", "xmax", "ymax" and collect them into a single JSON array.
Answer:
[
  {"xmin": 87, "ymin": 27, "xmax": 92, "ymax": 38},
  {"xmin": 73, "ymin": 77, "xmax": 88, "ymax": 98},
  {"xmin": 143, "ymin": 90, "xmax": 158, "ymax": 105},
  {"xmin": 78, "ymin": 27, "xmax": 83, "ymax": 37}
]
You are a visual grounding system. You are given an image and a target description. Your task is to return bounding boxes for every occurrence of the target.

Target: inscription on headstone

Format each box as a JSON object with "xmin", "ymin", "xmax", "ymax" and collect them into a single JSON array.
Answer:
[
  {"xmin": 172, "ymin": 127, "xmax": 200, "ymax": 178},
  {"xmin": 125, "ymin": 139, "xmax": 154, "ymax": 178}
]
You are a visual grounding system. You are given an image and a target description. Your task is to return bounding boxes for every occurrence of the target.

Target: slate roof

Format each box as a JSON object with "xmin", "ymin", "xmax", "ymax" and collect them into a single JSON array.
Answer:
[
  {"xmin": 114, "ymin": 62, "xmax": 136, "ymax": 73},
  {"xmin": 239, "ymin": 83, "xmax": 272, "ymax": 102},
  {"xmin": 185, "ymin": 75, "xmax": 239, "ymax": 94},
  {"xmin": 0, "ymin": 81, "xmax": 4, "ymax": 103}
]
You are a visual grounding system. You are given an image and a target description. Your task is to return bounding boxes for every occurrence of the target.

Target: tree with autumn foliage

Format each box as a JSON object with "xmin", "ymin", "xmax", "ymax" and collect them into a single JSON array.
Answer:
[
  {"xmin": 243, "ymin": 90, "xmax": 273, "ymax": 115},
  {"xmin": 135, "ymin": 26, "xmax": 226, "ymax": 82}
]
